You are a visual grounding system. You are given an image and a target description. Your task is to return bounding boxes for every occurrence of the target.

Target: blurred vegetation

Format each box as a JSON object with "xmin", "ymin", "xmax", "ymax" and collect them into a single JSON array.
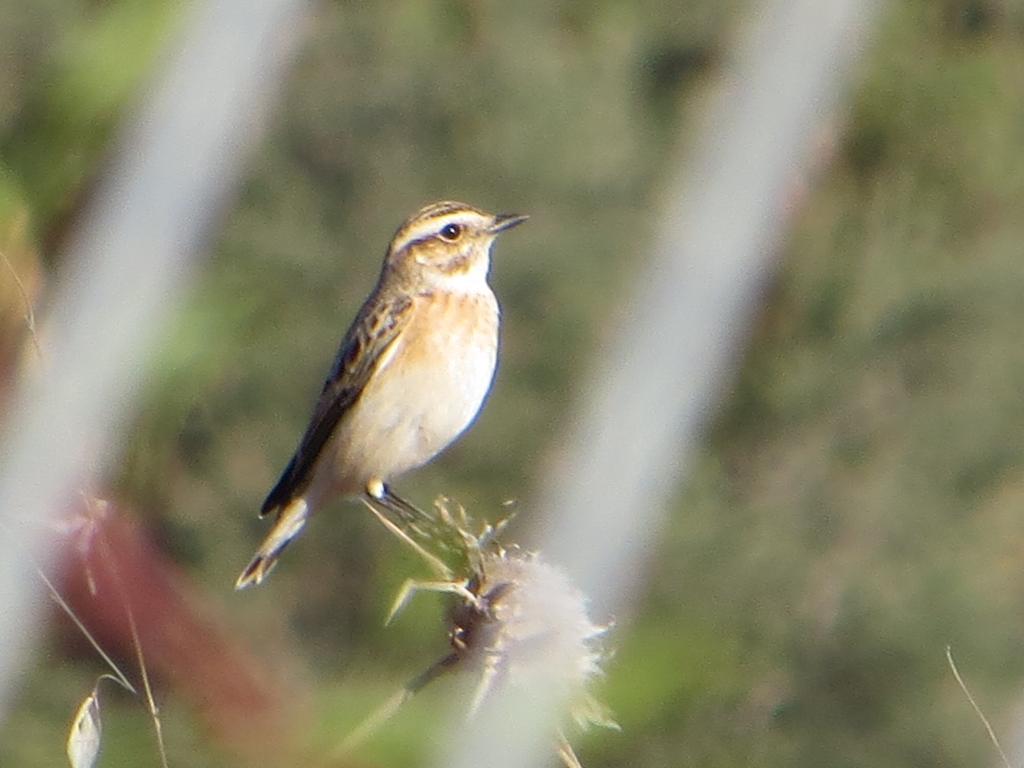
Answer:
[{"xmin": 3, "ymin": 0, "xmax": 1024, "ymax": 766}]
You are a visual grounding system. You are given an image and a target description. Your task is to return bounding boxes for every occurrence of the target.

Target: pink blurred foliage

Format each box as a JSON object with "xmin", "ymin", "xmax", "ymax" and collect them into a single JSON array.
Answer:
[{"xmin": 52, "ymin": 497, "xmax": 309, "ymax": 763}]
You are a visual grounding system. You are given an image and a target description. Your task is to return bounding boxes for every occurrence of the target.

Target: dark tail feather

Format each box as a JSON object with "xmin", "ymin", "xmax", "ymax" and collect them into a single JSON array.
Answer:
[{"xmin": 235, "ymin": 497, "xmax": 309, "ymax": 589}]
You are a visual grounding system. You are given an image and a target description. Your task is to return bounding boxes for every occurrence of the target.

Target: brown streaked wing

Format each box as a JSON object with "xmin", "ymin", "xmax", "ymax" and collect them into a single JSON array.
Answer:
[{"xmin": 260, "ymin": 291, "xmax": 414, "ymax": 517}]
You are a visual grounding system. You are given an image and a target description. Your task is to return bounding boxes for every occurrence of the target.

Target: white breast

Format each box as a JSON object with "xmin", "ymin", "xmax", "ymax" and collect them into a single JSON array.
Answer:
[{"xmin": 327, "ymin": 288, "xmax": 499, "ymax": 493}]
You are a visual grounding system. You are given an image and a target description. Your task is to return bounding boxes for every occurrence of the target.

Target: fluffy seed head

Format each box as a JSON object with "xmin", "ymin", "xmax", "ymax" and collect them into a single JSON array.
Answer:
[
  {"xmin": 349, "ymin": 498, "xmax": 617, "ymax": 767},
  {"xmin": 453, "ymin": 547, "xmax": 614, "ymax": 727}
]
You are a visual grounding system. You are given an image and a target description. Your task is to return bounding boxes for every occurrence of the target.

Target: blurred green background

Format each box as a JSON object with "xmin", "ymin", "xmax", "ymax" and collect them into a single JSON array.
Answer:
[{"xmin": 3, "ymin": 0, "xmax": 1024, "ymax": 766}]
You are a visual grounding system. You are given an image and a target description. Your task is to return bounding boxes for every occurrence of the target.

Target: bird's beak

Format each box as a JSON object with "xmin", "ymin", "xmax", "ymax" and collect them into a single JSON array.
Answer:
[{"xmin": 489, "ymin": 213, "xmax": 529, "ymax": 234}]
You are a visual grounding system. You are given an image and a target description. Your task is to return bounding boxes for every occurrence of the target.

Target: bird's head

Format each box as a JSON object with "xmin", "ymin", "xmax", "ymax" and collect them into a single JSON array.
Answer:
[{"xmin": 386, "ymin": 201, "xmax": 527, "ymax": 290}]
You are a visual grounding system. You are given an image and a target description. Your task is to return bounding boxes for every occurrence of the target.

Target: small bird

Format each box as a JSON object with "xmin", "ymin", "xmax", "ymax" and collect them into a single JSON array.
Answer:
[{"xmin": 236, "ymin": 201, "xmax": 527, "ymax": 589}]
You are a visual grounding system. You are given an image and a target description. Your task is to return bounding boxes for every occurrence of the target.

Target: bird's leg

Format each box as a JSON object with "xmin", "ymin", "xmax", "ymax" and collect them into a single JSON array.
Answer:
[{"xmin": 365, "ymin": 478, "xmax": 431, "ymax": 520}]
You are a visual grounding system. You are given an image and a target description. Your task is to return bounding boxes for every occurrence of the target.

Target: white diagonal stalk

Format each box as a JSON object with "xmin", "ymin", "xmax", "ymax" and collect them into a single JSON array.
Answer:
[
  {"xmin": 440, "ymin": 1, "xmax": 884, "ymax": 766},
  {"xmin": 0, "ymin": 0, "xmax": 309, "ymax": 718}
]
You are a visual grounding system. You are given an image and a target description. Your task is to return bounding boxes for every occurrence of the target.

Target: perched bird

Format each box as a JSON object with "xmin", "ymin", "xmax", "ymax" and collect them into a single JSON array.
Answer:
[{"xmin": 236, "ymin": 201, "xmax": 527, "ymax": 589}]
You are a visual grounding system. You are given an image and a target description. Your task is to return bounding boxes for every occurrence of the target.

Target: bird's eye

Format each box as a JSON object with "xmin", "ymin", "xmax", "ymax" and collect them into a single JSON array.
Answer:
[{"xmin": 439, "ymin": 223, "xmax": 463, "ymax": 242}]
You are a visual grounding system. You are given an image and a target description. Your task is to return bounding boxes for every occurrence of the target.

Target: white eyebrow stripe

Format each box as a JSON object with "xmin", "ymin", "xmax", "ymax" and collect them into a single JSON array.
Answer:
[{"xmin": 392, "ymin": 211, "xmax": 489, "ymax": 252}]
